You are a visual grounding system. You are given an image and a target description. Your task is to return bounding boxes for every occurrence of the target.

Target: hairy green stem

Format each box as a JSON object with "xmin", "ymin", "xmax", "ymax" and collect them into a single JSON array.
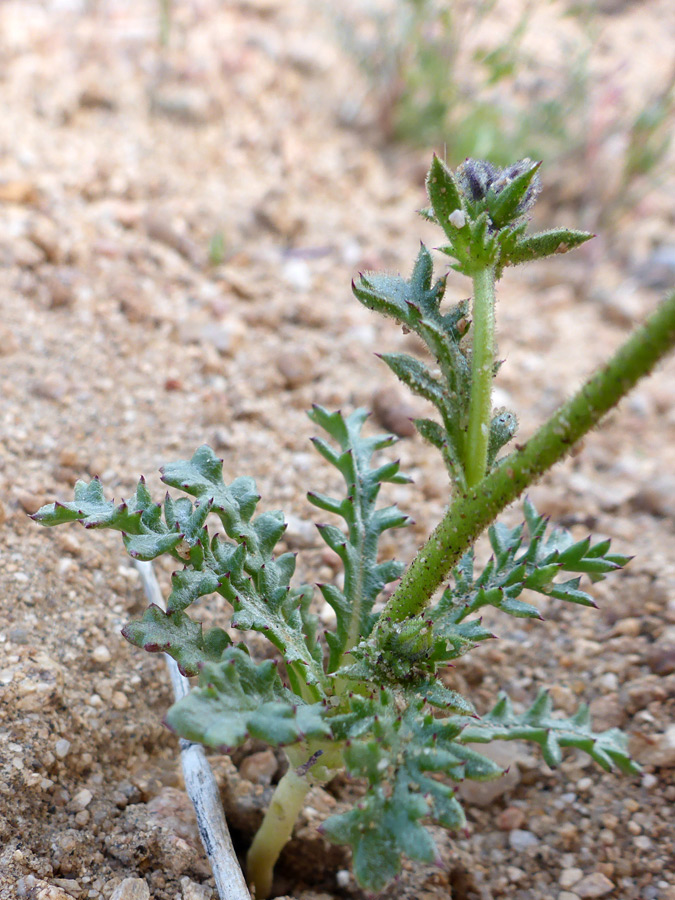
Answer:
[
  {"xmin": 465, "ymin": 266, "xmax": 497, "ymax": 486},
  {"xmin": 378, "ymin": 290, "xmax": 675, "ymax": 627},
  {"xmin": 246, "ymin": 766, "xmax": 313, "ymax": 899}
]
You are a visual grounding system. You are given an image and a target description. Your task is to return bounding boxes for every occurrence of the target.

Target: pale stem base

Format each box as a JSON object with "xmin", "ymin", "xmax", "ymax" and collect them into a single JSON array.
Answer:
[{"xmin": 246, "ymin": 766, "xmax": 313, "ymax": 899}]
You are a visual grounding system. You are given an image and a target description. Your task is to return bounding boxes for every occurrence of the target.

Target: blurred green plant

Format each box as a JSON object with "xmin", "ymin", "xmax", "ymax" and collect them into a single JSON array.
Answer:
[
  {"xmin": 208, "ymin": 230, "xmax": 227, "ymax": 267},
  {"xmin": 159, "ymin": 0, "xmax": 172, "ymax": 47},
  {"xmin": 331, "ymin": 0, "xmax": 587, "ymax": 165},
  {"xmin": 332, "ymin": 0, "xmax": 674, "ymax": 215}
]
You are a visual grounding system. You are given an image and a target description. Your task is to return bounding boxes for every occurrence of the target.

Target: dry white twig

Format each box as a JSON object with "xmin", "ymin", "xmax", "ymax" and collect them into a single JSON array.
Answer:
[{"xmin": 133, "ymin": 560, "xmax": 251, "ymax": 900}]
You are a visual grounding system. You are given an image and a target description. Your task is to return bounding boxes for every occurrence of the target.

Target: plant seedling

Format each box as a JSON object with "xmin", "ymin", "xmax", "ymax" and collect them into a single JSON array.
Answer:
[{"xmin": 33, "ymin": 155, "xmax": 675, "ymax": 897}]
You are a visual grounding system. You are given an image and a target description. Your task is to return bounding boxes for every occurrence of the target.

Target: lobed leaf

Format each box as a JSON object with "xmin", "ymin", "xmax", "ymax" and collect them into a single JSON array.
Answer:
[
  {"xmin": 321, "ymin": 690, "xmax": 500, "ymax": 890},
  {"xmin": 436, "ymin": 499, "xmax": 629, "ymax": 625},
  {"xmin": 122, "ymin": 604, "xmax": 231, "ymax": 677},
  {"xmin": 165, "ymin": 647, "xmax": 329, "ymax": 750},
  {"xmin": 459, "ymin": 690, "xmax": 640, "ymax": 774},
  {"xmin": 307, "ymin": 407, "xmax": 411, "ymax": 671},
  {"xmin": 32, "ymin": 477, "xmax": 158, "ymax": 534}
]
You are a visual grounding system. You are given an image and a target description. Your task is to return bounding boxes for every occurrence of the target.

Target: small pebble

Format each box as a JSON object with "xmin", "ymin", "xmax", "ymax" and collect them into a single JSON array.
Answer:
[
  {"xmin": 239, "ymin": 750, "xmax": 277, "ymax": 785},
  {"xmin": 633, "ymin": 475, "xmax": 675, "ymax": 518},
  {"xmin": 91, "ymin": 645, "xmax": 111, "ymax": 664},
  {"xmin": 508, "ymin": 829, "xmax": 539, "ymax": 852},
  {"xmin": 72, "ymin": 788, "xmax": 93, "ymax": 810},
  {"xmin": 54, "ymin": 739, "xmax": 71, "ymax": 759},
  {"xmin": 276, "ymin": 348, "xmax": 316, "ymax": 388},
  {"xmin": 281, "ymin": 258, "xmax": 311, "ymax": 291},
  {"xmin": 283, "ymin": 513, "xmax": 317, "ymax": 550},
  {"xmin": 57, "ymin": 533, "xmax": 82, "ymax": 556},
  {"xmin": 180, "ymin": 878, "xmax": 212, "ymax": 900},
  {"xmin": 336, "ymin": 870, "xmax": 350, "ymax": 888},
  {"xmin": 646, "ymin": 640, "xmax": 675, "ymax": 676},
  {"xmin": 34, "ymin": 886, "xmax": 76, "ymax": 900},
  {"xmin": 558, "ymin": 893, "xmax": 581, "ymax": 900},
  {"xmin": 0, "ymin": 324, "xmax": 19, "ymax": 355},
  {"xmin": 507, "ymin": 866, "xmax": 526, "ymax": 883},
  {"xmin": 497, "ymin": 806, "xmax": 525, "ymax": 831},
  {"xmin": 51, "ymin": 881, "xmax": 81, "ymax": 896},
  {"xmin": 31, "ymin": 374, "xmax": 67, "ymax": 401},
  {"xmin": 633, "ymin": 835, "xmax": 653, "ymax": 850},
  {"xmin": 16, "ymin": 490, "xmax": 46, "ymax": 514},
  {"xmin": 372, "ymin": 386, "xmax": 417, "ymax": 438},
  {"xmin": 12, "ymin": 237, "xmax": 45, "ymax": 268},
  {"xmin": 44, "ymin": 267, "xmax": 77, "ymax": 308},
  {"xmin": 110, "ymin": 878, "xmax": 150, "ymax": 900},
  {"xmin": 574, "ymin": 872, "xmax": 615, "ymax": 898},
  {"xmin": 111, "ymin": 691, "xmax": 128, "ymax": 710},
  {"xmin": 633, "ymin": 724, "xmax": 675, "ymax": 767},
  {"xmin": 610, "ymin": 617, "xmax": 641, "ymax": 637},
  {"xmin": 560, "ymin": 868, "xmax": 584, "ymax": 889},
  {"xmin": 9, "ymin": 627, "xmax": 30, "ymax": 645}
]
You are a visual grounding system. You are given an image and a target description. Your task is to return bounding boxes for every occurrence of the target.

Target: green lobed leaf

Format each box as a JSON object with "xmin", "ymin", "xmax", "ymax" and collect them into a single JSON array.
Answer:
[
  {"xmin": 307, "ymin": 407, "xmax": 411, "ymax": 671},
  {"xmin": 122, "ymin": 531, "xmax": 185, "ymax": 561},
  {"xmin": 353, "ymin": 244, "xmax": 473, "ymax": 486},
  {"xmin": 161, "ymin": 445, "xmax": 260, "ymax": 538},
  {"xmin": 167, "ymin": 567, "xmax": 221, "ymax": 613},
  {"xmin": 458, "ymin": 690, "xmax": 640, "ymax": 774},
  {"xmin": 122, "ymin": 604, "xmax": 231, "ymax": 677},
  {"xmin": 380, "ymin": 352, "xmax": 451, "ymax": 415},
  {"xmin": 502, "ymin": 227, "xmax": 593, "ymax": 267},
  {"xmin": 165, "ymin": 647, "xmax": 330, "ymax": 750},
  {"xmin": 34, "ymin": 445, "xmax": 326, "ymax": 695},
  {"xmin": 164, "ymin": 495, "xmax": 213, "ymax": 548},
  {"xmin": 32, "ymin": 477, "xmax": 158, "ymax": 534},
  {"xmin": 321, "ymin": 690, "xmax": 500, "ymax": 890},
  {"xmin": 437, "ymin": 500, "xmax": 629, "ymax": 624}
]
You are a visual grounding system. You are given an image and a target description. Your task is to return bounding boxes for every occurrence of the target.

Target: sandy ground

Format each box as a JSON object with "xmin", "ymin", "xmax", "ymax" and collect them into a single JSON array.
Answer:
[{"xmin": 1, "ymin": 2, "xmax": 674, "ymax": 899}]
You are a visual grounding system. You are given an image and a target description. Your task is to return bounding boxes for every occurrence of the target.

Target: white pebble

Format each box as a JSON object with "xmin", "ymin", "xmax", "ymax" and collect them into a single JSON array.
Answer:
[
  {"xmin": 72, "ymin": 788, "xmax": 93, "ymax": 810},
  {"xmin": 507, "ymin": 866, "xmax": 526, "ymax": 883},
  {"xmin": 560, "ymin": 867, "xmax": 584, "ymax": 889},
  {"xmin": 641, "ymin": 773, "xmax": 658, "ymax": 790},
  {"xmin": 336, "ymin": 870, "xmax": 350, "ymax": 888},
  {"xmin": 54, "ymin": 739, "xmax": 71, "ymax": 759},
  {"xmin": 92, "ymin": 645, "xmax": 111, "ymax": 664}
]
